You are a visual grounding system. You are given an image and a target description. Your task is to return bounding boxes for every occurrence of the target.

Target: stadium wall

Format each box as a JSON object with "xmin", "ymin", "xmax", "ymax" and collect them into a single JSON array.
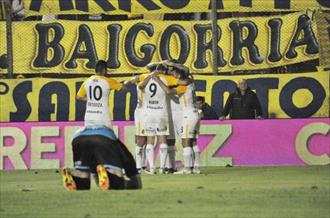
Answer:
[{"xmin": 0, "ymin": 118, "xmax": 329, "ymax": 170}]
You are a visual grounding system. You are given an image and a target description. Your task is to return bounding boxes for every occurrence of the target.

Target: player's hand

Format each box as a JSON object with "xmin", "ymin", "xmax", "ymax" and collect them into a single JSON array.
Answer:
[{"xmin": 219, "ymin": 116, "xmax": 225, "ymax": 121}]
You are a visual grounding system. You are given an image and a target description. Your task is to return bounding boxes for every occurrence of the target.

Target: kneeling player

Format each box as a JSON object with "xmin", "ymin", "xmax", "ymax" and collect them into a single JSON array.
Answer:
[{"xmin": 62, "ymin": 126, "xmax": 142, "ymax": 191}]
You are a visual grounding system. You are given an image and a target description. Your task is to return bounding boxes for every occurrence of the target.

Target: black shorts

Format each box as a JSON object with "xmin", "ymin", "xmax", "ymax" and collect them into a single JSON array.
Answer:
[{"xmin": 72, "ymin": 135, "xmax": 138, "ymax": 177}]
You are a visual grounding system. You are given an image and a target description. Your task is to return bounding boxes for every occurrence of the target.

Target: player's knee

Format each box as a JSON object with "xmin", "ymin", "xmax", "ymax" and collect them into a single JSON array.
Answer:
[
  {"xmin": 125, "ymin": 175, "xmax": 142, "ymax": 190},
  {"xmin": 108, "ymin": 173, "xmax": 125, "ymax": 190}
]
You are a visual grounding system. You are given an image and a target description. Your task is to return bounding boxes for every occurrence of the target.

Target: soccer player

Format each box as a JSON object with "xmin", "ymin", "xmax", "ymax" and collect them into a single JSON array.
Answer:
[
  {"xmin": 153, "ymin": 62, "xmax": 201, "ymax": 174},
  {"xmin": 123, "ymin": 63, "xmax": 158, "ymax": 173},
  {"xmin": 62, "ymin": 60, "xmax": 142, "ymax": 190},
  {"xmin": 138, "ymin": 63, "xmax": 178, "ymax": 174}
]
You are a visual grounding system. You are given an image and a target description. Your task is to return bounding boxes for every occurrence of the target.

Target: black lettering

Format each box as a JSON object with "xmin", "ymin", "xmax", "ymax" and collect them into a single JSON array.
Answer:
[
  {"xmin": 317, "ymin": 0, "xmax": 330, "ymax": 7},
  {"xmin": 208, "ymin": 0, "xmax": 224, "ymax": 9},
  {"xmin": 280, "ymin": 77, "xmax": 326, "ymax": 118},
  {"xmin": 75, "ymin": 82, "xmax": 86, "ymax": 121},
  {"xmin": 125, "ymin": 23, "xmax": 156, "ymax": 67},
  {"xmin": 94, "ymin": 0, "xmax": 116, "ymax": 11},
  {"xmin": 0, "ymin": 54, "xmax": 7, "ymax": 69},
  {"xmin": 160, "ymin": 0, "xmax": 189, "ymax": 9},
  {"xmin": 39, "ymin": 82, "xmax": 70, "ymax": 121},
  {"xmin": 107, "ymin": 24, "xmax": 122, "ymax": 68},
  {"xmin": 33, "ymin": 23, "xmax": 65, "ymax": 68},
  {"xmin": 286, "ymin": 15, "xmax": 319, "ymax": 59},
  {"xmin": 247, "ymin": 78, "xmax": 279, "ymax": 118},
  {"xmin": 137, "ymin": 0, "xmax": 161, "ymax": 10},
  {"xmin": 65, "ymin": 25, "xmax": 98, "ymax": 69},
  {"xmin": 193, "ymin": 24, "xmax": 226, "ymax": 69},
  {"xmin": 113, "ymin": 84, "xmax": 137, "ymax": 121},
  {"xmin": 75, "ymin": 0, "xmax": 88, "ymax": 12},
  {"xmin": 0, "ymin": 82, "xmax": 9, "ymax": 95},
  {"xmin": 160, "ymin": 24, "xmax": 190, "ymax": 63},
  {"xmin": 230, "ymin": 20, "xmax": 263, "ymax": 65},
  {"xmin": 118, "ymin": 0, "xmax": 131, "ymax": 12},
  {"xmin": 10, "ymin": 81, "xmax": 32, "ymax": 122},
  {"xmin": 211, "ymin": 80, "xmax": 237, "ymax": 117},
  {"xmin": 268, "ymin": 18, "xmax": 283, "ymax": 62},
  {"xmin": 29, "ymin": 0, "xmax": 43, "ymax": 11},
  {"xmin": 275, "ymin": 0, "xmax": 290, "ymax": 9},
  {"xmin": 240, "ymin": 0, "xmax": 252, "ymax": 7},
  {"xmin": 194, "ymin": 79, "xmax": 207, "ymax": 93}
]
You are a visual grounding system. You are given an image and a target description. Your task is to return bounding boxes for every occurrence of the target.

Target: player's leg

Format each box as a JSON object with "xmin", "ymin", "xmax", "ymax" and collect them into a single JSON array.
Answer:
[
  {"xmin": 90, "ymin": 135, "xmax": 126, "ymax": 190},
  {"xmin": 158, "ymin": 135, "xmax": 168, "ymax": 174},
  {"xmin": 166, "ymin": 138, "xmax": 176, "ymax": 173},
  {"xmin": 116, "ymin": 140, "xmax": 142, "ymax": 189},
  {"xmin": 181, "ymin": 138, "xmax": 194, "ymax": 174},
  {"xmin": 135, "ymin": 135, "xmax": 146, "ymax": 173},
  {"xmin": 192, "ymin": 138, "xmax": 201, "ymax": 174},
  {"xmin": 134, "ymin": 109, "xmax": 147, "ymax": 173},
  {"xmin": 145, "ymin": 136, "xmax": 156, "ymax": 174},
  {"xmin": 62, "ymin": 136, "xmax": 91, "ymax": 191},
  {"xmin": 157, "ymin": 116, "xmax": 170, "ymax": 174}
]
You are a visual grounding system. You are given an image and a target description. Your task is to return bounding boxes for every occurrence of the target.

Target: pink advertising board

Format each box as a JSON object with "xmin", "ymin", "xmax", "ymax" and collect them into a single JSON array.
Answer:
[{"xmin": 0, "ymin": 118, "xmax": 329, "ymax": 170}]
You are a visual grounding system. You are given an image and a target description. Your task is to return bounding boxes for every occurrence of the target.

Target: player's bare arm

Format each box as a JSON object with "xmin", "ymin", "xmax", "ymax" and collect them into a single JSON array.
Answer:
[{"xmin": 138, "ymin": 73, "xmax": 153, "ymax": 90}]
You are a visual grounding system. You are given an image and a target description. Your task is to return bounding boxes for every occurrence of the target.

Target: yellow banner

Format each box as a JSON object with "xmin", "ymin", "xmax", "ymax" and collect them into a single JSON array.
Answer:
[
  {"xmin": 0, "ymin": 70, "xmax": 328, "ymax": 122},
  {"xmin": 0, "ymin": 22, "xmax": 6, "ymax": 73},
  {"xmin": 315, "ymin": 10, "xmax": 330, "ymax": 69},
  {"xmin": 0, "ymin": 12, "xmax": 320, "ymax": 74},
  {"xmin": 24, "ymin": 0, "xmax": 330, "ymax": 16}
]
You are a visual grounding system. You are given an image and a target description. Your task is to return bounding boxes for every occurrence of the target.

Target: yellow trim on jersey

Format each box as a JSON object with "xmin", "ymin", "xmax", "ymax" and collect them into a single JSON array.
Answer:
[
  {"xmin": 183, "ymin": 96, "xmax": 187, "ymax": 109},
  {"xmin": 174, "ymin": 85, "xmax": 187, "ymax": 94},
  {"xmin": 159, "ymin": 74, "xmax": 178, "ymax": 86},
  {"xmin": 185, "ymin": 124, "xmax": 189, "ymax": 138}
]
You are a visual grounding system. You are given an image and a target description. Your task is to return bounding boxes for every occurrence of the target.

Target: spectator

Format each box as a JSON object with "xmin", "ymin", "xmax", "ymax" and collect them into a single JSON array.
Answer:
[
  {"xmin": 195, "ymin": 96, "xmax": 218, "ymax": 120},
  {"xmin": 220, "ymin": 79, "xmax": 263, "ymax": 120}
]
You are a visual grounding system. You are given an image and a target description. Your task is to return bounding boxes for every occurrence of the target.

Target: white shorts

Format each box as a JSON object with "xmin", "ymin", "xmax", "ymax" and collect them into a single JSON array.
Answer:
[
  {"xmin": 144, "ymin": 111, "xmax": 169, "ymax": 136},
  {"xmin": 168, "ymin": 111, "xmax": 183, "ymax": 140},
  {"xmin": 134, "ymin": 108, "xmax": 146, "ymax": 136},
  {"xmin": 181, "ymin": 109, "xmax": 200, "ymax": 139}
]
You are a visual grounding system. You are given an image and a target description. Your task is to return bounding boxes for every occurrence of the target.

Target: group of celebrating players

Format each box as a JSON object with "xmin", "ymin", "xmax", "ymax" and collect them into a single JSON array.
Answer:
[
  {"xmin": 61, "ymin": 59, "xmax": 202, "ymax": 191},
  {"xmin": 127, "ymin": 60, "xmax": 201, "ymax": 175}
]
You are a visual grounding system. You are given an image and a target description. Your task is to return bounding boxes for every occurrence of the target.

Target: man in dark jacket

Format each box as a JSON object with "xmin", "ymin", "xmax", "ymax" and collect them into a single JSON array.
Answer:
[
  {"xmin": 219, "ymin": 79, "xmax": 263, "ymax": 120},
  {"xmin": 195, "ymin": 96, "xmax": 219, "ymax": 120}
]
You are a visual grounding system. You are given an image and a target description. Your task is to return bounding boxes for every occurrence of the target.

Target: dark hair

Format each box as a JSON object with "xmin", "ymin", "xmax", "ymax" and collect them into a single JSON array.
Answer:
[
  {"xmin": 95, "ymin": 60, "xmax": 107, "ymax": 74},
  {"xmin": 156, "ymin": 63, "xmax": 168, "ymax": 73},
  {"xmin": 196, "ymin": 96, "xmax": 205, "ymax": 103}
]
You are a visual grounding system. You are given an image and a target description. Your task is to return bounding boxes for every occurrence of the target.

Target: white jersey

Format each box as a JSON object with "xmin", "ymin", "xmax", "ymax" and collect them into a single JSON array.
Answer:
[
  {"xmin": 180, "ymin": 83, "xmax": 197, "ymax": 112},
  {"xmin": 142, "ymin": 74, "xmax": 177, "ymax": 114},
  {"xmin": 77, "ymin": 75, "xmax": 123, "ymax": 128}
]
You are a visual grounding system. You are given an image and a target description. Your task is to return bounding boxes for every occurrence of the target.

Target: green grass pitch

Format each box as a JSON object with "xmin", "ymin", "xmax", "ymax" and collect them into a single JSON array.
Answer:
[{"xmin": 1, "ymin": 166, "xmax": 329, "ymax": 218}]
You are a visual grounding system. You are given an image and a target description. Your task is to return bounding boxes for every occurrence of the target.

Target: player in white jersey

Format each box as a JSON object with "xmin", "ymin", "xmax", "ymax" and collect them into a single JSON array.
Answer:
[
  {"xmin": 154, "ymin": 62, "xmax": 201, "ymax": 174},
  {"xmin": 138, "ymin": 63, "xmax": 178, "ymax": 174},
  {"xmin": 123, "ymin": 63, "xmax": 158, "ymax": 173},
  {"xmin": 63, "ymin": 60, "xmax": 142, "ymax": 191},
  {"xmin": 77, "ymin": 61, "xmax": 124, "ymax": 128}
]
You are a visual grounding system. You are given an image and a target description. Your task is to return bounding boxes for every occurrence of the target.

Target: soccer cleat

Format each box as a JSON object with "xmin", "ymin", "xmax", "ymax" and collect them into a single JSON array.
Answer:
[
  {"xmin": 61, "ymin": 168, "xmax": 77, "ymax": 191},
  {"xmin": 174, "ymin": 168, "xmax": 192, "ymax": 175},
  {"xmin": 193, "ymin": 167, "xmax": 201, "ymax": 174},
  {"xmin": 96, "ymin": 165, "xmax": 110, "ymax": 191},
  {"xmin": 159, "ymin": 168, "xmax": 166, "ymax": 174}
]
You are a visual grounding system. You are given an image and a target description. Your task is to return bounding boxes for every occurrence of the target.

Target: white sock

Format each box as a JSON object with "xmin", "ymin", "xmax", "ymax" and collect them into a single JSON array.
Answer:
[
  {"xmin": 183, "ymin": 147, "xmax": 193, "ymax": 169},
  {"xmin": 159, "ymin": 143, "xmax": 168, "ymax": 170},
  {"xmin": 193, "ymin": 145, "xmax": 200, "ymax": 168},
  {"xmin": 135, "ymin": 146, "xmax": 143, "ymax": 169},
  {"xmin": 146, "ymin": 144, "xmax": 155, "ymax": 170},
  {"xmin": 168, "ymin": 146, "xmax": 176, "ymax": 169}
]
